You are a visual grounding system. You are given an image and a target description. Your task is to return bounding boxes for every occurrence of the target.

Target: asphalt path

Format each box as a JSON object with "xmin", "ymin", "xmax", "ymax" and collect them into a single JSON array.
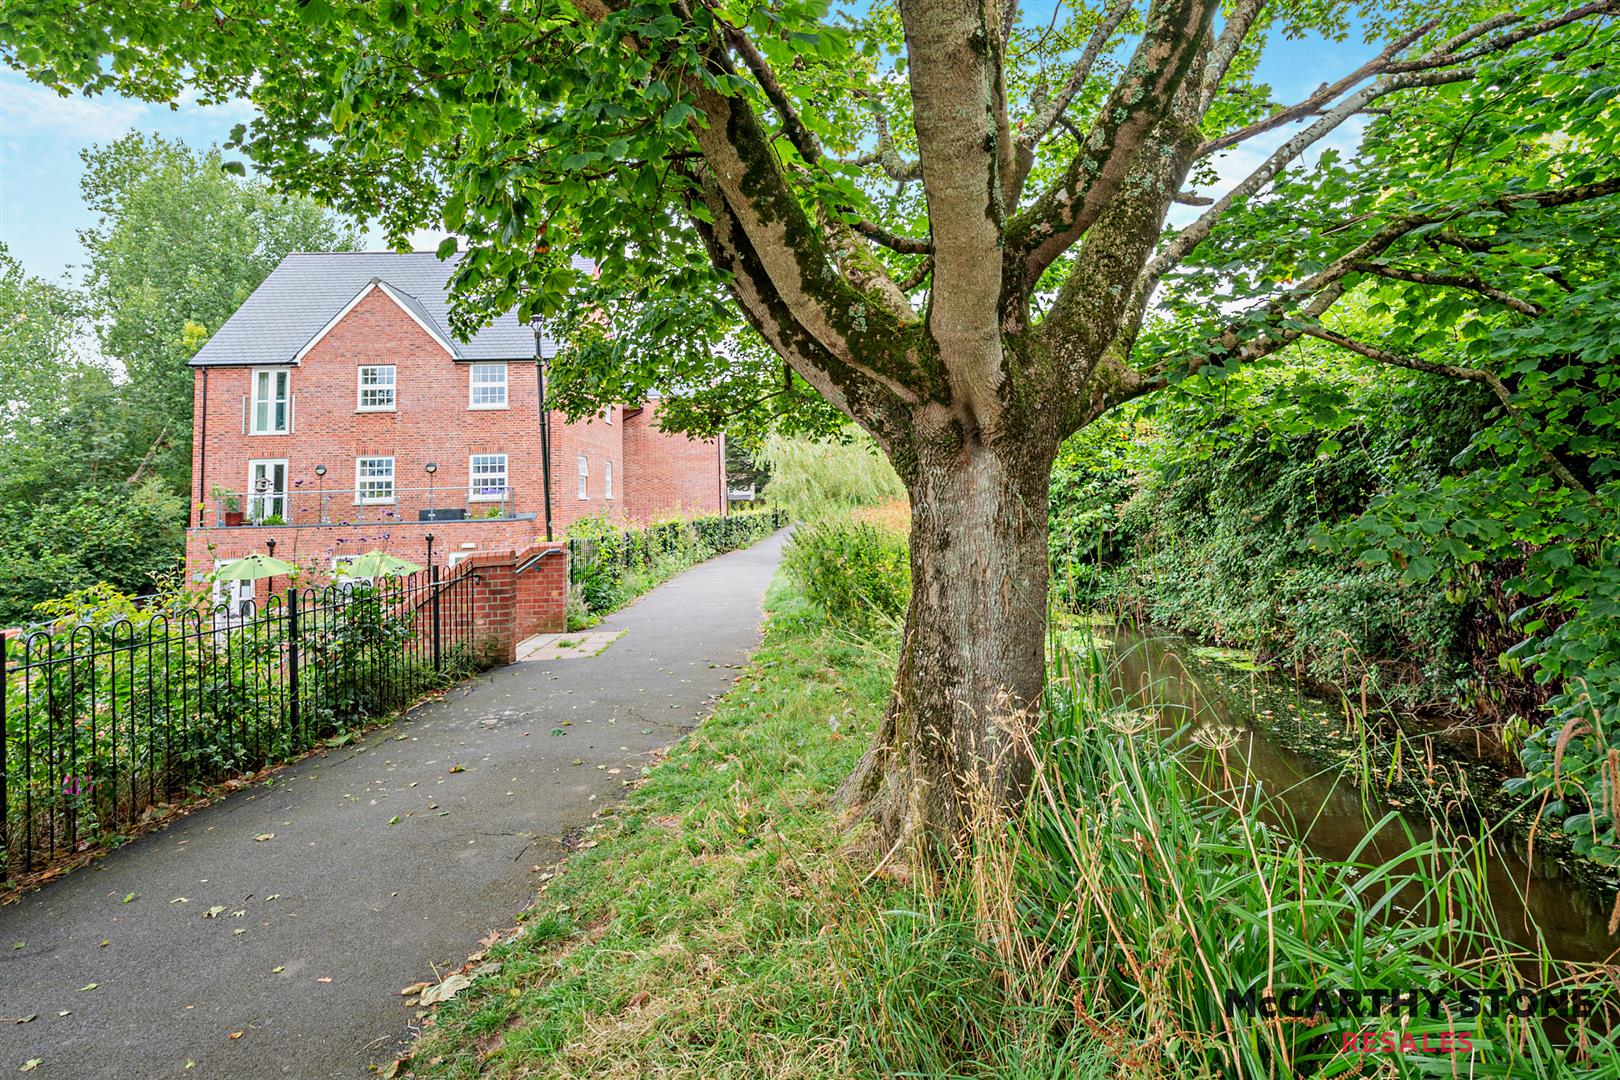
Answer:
[{"xmin": 0, "ymin": 530, "xmax": 788, "ymax": 1078}]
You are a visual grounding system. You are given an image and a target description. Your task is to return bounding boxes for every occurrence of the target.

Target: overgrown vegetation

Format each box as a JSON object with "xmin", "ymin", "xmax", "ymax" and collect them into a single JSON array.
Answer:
[
  {"xmin": 2, "ymin": 577, "xmax": 482, "ymax": 884},
  {"xmin": 752, "ymin": 431, "xmax": 903, "ymax": 520},
  {"xmin": 403, "ymin": 520, "xmax": 1616, "ymax": 1078},
  {"xmin": 1047, "ymin": 313, "xmax": 1620, "ymax": 865},
  {"xmin": 564, "ymin": 509, "xmax": 786, "ymax": 629}
]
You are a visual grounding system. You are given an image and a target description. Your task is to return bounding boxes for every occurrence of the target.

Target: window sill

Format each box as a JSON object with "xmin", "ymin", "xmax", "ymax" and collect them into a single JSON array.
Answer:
[
  {"xmin": 468, "ymin": 403, "xmax": 510, "ymax": 411},
  {"xmin": 249, "ymin": 430, "xmax": 292, "ymax": 436},
  {"xmin": 356, "ymin": 406, "xmax": 397, "ymax": 414}
]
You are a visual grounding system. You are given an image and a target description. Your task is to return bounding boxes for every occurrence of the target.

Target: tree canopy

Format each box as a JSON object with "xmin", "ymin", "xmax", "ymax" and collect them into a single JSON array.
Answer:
[
  {"xmin": 5, "ymin": 0, "xmax": 1615, "ymax": 849},
  {"xmin": 0, "ymin": 136, "xmax": 358, "ymax": 624}
]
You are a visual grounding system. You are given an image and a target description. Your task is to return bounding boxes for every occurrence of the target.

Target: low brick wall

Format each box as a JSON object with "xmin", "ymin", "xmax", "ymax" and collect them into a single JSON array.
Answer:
[{"xmin": 454, "ymin": 541, "xmax": 568, "ymax": 664}]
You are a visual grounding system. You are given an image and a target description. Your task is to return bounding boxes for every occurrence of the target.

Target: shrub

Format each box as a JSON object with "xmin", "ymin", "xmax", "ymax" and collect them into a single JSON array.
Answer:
[{"xmin": 783, "ymin": 517, "xmax": 910, "ymax": 634}]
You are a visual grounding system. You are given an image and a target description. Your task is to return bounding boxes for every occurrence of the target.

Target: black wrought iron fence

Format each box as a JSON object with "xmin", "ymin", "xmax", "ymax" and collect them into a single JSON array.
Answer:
[{"xmin": 2, "ymin": 567, "xmax": 489, "ymax": 881}]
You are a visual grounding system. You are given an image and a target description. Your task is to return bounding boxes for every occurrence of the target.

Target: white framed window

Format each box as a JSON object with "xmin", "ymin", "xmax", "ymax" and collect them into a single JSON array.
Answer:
[
  {"xmin": 577, "ymin": 455, "xmax": 589, "ymax": 500},
  {"xmin": 604, "ymin": 460, "xmax": 614, "ymax": 500},
  {"xmin": 469, "ymin": 363, "xmax": 508, "ymax": 409},
  {"xmin": 604, "ymin": 406, "xmax": 613, "ymax": 425},
  {"xmin": 355, "ymin": 456, "xmax": 396, "ymax": 504},
  {"xmin": 468, "ymin": 454, "xmax": 509, "ymax": 501},
  {"xmin": 247, "ymin": 459, "xmax": 288, "ymax": 522},
  {"xmin": 357, "ymin": 365, "xmax": 396, "ymax": 411},
  {"xmin": 212, "ymin": 562, "xmax": 256, "ymax": 619},
  {"xmin": 251, "ymin": 368, "xmax": 291, "ymax": 434},
  {"xmin": 446, "ymin": 550, "xmax": 475, "ymax": 570}
]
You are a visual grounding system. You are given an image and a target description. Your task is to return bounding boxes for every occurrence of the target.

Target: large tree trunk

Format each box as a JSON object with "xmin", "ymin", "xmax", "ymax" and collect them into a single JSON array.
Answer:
[{"xmin": 844, "ymin": 428, "xmax": 1056, "ymax": 855}]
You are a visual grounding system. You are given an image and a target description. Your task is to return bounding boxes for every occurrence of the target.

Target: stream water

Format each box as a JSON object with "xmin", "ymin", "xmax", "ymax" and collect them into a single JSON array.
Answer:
[{"xmin": 1090, "ymin": 622, "xmax": 1618, "ymax": 966}]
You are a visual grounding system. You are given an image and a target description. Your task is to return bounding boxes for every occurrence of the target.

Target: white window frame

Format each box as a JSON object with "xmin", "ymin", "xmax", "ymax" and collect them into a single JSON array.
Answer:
[
  {"xmin": 446, "ymin": 550, "xmax": 475, "ymax": 570},
  {"xmin": 604, "ymin": 406, "xmax": 613, "ymax": 425},
  {"xmin": 246, "ymin": 458, "xmax": 289, "ymax": 522},
  {"xmin": 468, "ymin": 453, "xmax": 509, "ymax": 502},
  {"xmin": 212, "ymin": 562, "xmax": 257, "ymax": 619},
  {"xmin": 577, "ymin": 455, "xmax": 589, "ymax": 500},
  {"xmin": 355, "ymin": 456, "xmax": 396, "ymax": 505},
  {"xmin": 604, "ymin": 459, "xmax": 614, "ymax": 500},
  {"xmin": 468, "ymin": 363, "xmax": 508, "ymax": 410},
  {"xmin": 250, "ymin": 368, "xmax": 292, "ymax": 435},
  {"xmin": 356, "ymin": 365, "xmax": 397, "ymax": 412}
]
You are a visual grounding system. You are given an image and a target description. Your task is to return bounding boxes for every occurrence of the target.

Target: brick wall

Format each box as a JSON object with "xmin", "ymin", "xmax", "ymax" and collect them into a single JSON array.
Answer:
[
  {"xmin": 514, "ymin": 544, "xmax": 568, "ymax": 639},
  {"xmin": 622, "ymin": 403, "xmax": 727, "ymax": 522},
  {"xmin": 187, "ymin": 284, "xmax": 722, "ymax": 582}
]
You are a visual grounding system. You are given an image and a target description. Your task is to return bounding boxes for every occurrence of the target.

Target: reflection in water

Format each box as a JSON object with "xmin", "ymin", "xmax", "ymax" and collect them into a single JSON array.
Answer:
[{"xmin": 1093, "ymin": 624, "xmax": 1618, "ymax": 965}]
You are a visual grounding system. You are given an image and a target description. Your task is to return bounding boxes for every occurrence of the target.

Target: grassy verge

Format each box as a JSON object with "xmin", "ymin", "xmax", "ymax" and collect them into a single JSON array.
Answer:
[
  {"xmin": 403, "ymin": 575, "xmax": 898, "ymax": 1078},
  {"xmin": 402, "ymin": 560, "xmax": 1619, "ymax": 1078}
]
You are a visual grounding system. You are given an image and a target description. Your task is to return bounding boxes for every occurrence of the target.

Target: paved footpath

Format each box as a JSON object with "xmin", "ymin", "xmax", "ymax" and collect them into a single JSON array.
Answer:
[{"xmin": 1, "ymin": 531, "xmax": 788, "ymax": 1079}]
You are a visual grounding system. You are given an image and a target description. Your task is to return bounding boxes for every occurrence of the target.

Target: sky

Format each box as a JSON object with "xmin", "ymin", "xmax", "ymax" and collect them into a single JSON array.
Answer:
[{"xmin": 0, "ymin": 9, "xmax": 1371, "ymax": 285}]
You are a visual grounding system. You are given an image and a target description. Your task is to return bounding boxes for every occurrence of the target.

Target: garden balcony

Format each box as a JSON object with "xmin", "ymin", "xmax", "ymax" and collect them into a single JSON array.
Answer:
[{"xmin": 204, "ymin": 485, "xmax": 532, "ymax": 528}]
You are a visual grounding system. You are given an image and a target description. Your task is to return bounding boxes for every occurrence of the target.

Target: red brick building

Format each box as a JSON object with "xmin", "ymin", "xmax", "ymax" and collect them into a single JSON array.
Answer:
[{"xmin": 185, "ymin": 252, "xmax": 725, "ymax": 593}]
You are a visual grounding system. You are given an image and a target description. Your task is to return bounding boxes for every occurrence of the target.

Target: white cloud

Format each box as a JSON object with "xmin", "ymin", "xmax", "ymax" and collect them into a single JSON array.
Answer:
[{"xmin": 0, "ymin": 78, "xmax": 151, "ymax": 141}]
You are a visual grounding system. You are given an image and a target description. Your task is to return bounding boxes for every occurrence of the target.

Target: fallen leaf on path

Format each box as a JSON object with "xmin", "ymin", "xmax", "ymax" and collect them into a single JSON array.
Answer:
[
  {"xmin": 230, "ymin": 910, "xmax": 246, "ymax": 918},
  {"xmin": 387, "ymin": 815, "xmax": 401, "ymax": 825},
  {"xmin": 121, "ymin": 892, "xmax": 137, "ymax": 904},
  {"xmin": 78, "ymin": 983, "xmax": 97, "ymax": 992},
  {"xmin": 5, "ymin": 1015, "xmax": 37, "ymax": 1024},
  {"xmin": 400, "ymin": 982, "xmax": 430, "ymax": 997},
  {"xmin": 233, "ymin": 929, "xmax": 246, "ymax": 936},
  {"xmin": 20, "ymin": 1059, "xmax": 41, "ymax": 1073},
  {"xmin": 254, "ymin": 833, "xmax": 275, "ymax": 842},
  {"xmin": 448, "ymin": 764, "xmax": 465, "ymax": 773},
  {"xmin": 204, "ymin": 906, "xmax": 226, "ymax": 918},
  {"xmin": 316, "ymin": 977, "xmax": 333, "ymax": 984},
  {"xmin": 171, "ymin": 897, "xmax": 189, "ymax": 904},
  {"xmin": 228, "ymin": 1031, "xmax": 243, "ymax": 1040},
  {"xmin": 56, "ymin": 1011, "xmax": 69, "ymax": 1018},
  {"xmin": 419, "ymin": 973, "xmax": 472, "ymax": 1006}
]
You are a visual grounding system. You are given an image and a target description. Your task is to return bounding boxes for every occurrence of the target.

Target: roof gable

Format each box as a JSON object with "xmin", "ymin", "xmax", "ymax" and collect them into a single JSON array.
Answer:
[
  {"xmin": 291, "ymin": 279, "xmax": 462, "ymax": 364},
  {"xmin": 190, "ymin": 251, "xmax": 594, "ymax": 366}
]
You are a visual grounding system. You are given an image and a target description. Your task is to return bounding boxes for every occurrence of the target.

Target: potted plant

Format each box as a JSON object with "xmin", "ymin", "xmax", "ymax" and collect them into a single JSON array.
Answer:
[
  {"xmin": 260, "ymin": 512, "xmax": 287, "ymax": 526},
  {"xmin": 213, "ymin": 487, "xmax": 245, "ymax": 526}
]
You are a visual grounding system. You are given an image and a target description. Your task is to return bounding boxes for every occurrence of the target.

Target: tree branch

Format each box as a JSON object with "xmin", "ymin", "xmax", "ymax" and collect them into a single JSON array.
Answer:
[
  {"xmin": 1196, "ymin": 19, "xmax": 1439, "ymax": 157},
  {"xmin": 1016, "ymin": 0, "xmax": 1134, "ymax": 157},
  {"xmin": 718, "ymin": 20, "xmax": 822, "ymax": 164},
  {"xmin": 1304, "ymin": 326, "xmax": 1593, "ymax": 498},
  {"xmin": 1350, "ymin": 261, "xmax": 1544, "ymax": 316},
  {"xmin": 1009, "ymin": 0, "xmax": 1217, "ymax": 292},
  {"xmin": 850, "ymin": 218, "xmax": 933, "ymax": 255}
]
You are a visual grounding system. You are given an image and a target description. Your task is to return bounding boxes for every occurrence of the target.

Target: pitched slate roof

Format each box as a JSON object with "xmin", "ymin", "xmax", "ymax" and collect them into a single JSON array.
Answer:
[{"xmin": 190, "ymin": 251, "xmax": 593, "ymax": 366}]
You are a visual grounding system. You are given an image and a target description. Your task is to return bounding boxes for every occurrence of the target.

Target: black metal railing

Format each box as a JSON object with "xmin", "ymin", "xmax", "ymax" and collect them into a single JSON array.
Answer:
[{"xmin": 2, "ymin": 568, "xmax": 489, "ymax": 881}]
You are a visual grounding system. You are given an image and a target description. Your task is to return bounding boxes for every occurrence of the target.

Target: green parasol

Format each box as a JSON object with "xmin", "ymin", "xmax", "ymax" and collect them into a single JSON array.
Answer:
[
  {"xmin": 211, "ymin": 553, "xmax": 296, "ymax": 581},
  {"xmin": 335, "ymin": 550, "xmax": 424, "ymax": 579}
]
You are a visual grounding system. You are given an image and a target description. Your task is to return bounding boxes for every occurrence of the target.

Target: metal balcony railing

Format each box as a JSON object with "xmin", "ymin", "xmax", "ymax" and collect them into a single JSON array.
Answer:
[{"xmin": 206, "ymin": 485, "xmax": 522, "ymax": 527}]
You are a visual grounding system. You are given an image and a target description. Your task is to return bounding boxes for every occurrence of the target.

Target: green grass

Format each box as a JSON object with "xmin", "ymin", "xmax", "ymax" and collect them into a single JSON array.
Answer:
[
  {"xmin": 405, "ymin": 577, "xmax": 903, "ymax": 1078},
  {"xmin": 401, "ymin": 568, "xmax": 1619, "ymax": 1079}
]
